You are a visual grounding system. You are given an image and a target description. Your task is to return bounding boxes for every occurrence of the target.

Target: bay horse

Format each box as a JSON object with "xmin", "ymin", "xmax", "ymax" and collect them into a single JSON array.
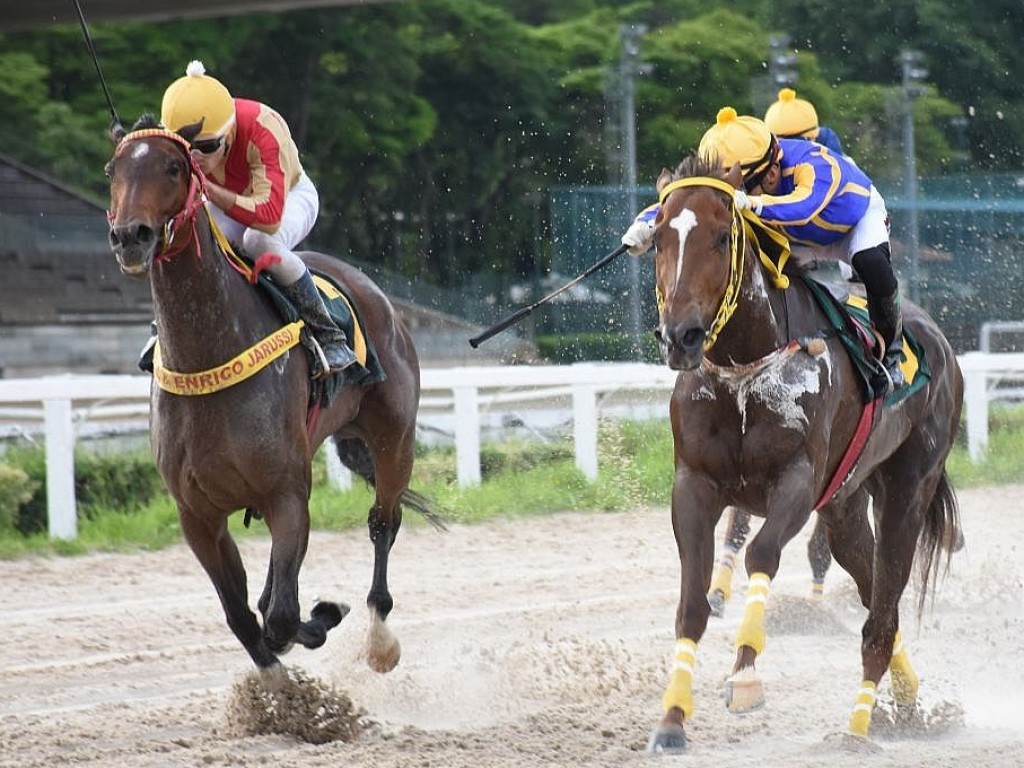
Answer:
[
  {"xmin": 106, "ymin": 116, "xmax": 440, "ymax": 673},
  {"xmin": 645, "ymin": 156, "xmax": 962, "ymax": 752}
]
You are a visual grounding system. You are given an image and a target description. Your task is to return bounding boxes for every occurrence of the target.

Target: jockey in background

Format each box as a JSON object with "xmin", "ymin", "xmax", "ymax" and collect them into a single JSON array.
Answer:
[
  {"xmin": 764, "ymin": 87, "xmax": 845, "ymax": 156},
  {"xmin": 160, "ymin": 60, "xmax": 356, "ymax": 374},
  {"xmin": 765, "ymin": 88, "xmax": 859, "ymax": 282}
]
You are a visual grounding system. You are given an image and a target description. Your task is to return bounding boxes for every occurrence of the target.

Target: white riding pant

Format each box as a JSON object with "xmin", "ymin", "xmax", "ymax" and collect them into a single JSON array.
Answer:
[
  {"xmin": 791, "ymin": 185, "xmax": 890, "ymax": 272},
  {"xmin": 208, "ymin": 172, "xmax": 319, "ymax": 286}
]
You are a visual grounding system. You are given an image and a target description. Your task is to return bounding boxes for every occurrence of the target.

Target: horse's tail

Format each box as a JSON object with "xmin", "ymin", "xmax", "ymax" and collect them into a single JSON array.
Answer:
[
  {"xmin": 333, "ymin": 436, "xmax": 448, "ymax": 531},
  {"xmin": 915, "ymin": 469, "xmax": 961, "ymax": 616}
]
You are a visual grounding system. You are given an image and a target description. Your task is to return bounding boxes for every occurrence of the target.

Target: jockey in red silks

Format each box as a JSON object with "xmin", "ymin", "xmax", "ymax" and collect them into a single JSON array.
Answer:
[{"xmin": 160, "ymin": 60, "xmax": 356, "ymax": 374}]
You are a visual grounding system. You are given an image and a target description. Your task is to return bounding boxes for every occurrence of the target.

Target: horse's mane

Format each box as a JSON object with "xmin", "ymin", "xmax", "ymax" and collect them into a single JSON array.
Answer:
[
  {"xmin": 131, "ymin": 113, "xmax": 161, "ymax": 131},
  {"xmin": 671, "ymin": 153, "xmax": 726, "ymax": 182}
]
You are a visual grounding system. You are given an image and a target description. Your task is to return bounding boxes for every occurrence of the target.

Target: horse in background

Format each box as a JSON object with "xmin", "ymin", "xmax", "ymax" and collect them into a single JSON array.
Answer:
[
  {"xmin": 106, "ymin": 115, "xmax": 441, "ymax": 674},
  {"xmin": 708, "ymin": 508, "xmax": 831, "ymax": 616},
  {"xmin": 644, "ymin": 156, "xmax": 962, "ymax": 752}
]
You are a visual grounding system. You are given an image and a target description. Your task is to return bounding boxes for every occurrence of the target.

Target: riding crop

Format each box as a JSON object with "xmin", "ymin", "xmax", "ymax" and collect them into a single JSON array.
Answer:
[{"xmin": 468, "ymin": 243, "xmax": 629, "ymax": 348}]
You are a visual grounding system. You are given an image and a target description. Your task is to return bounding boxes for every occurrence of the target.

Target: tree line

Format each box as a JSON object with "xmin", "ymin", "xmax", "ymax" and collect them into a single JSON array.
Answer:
[{"xmin": 2, "ymin": 0, "xmax": 1020, "ymax": 291}]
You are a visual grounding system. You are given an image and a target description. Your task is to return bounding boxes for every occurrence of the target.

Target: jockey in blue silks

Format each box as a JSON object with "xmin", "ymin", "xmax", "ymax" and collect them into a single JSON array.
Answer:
[{"xmin": 622, "ymin": 107, "xmax": 905, "ymax": 391}]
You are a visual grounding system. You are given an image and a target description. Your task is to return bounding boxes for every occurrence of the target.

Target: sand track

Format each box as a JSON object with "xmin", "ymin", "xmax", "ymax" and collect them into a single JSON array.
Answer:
[{"xmin": 2, "ymin": 485, "xmax": 1022, "ymax": 767}]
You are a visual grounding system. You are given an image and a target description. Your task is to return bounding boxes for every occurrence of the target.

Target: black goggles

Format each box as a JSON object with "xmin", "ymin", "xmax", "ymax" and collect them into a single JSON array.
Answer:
[
  {"xmin": 741, "ymin": 136, "xmax": 779, "ymax": 192},
  {"xmin": 190, "ymin": 136, "xmax": 224, "ymax": 155}
]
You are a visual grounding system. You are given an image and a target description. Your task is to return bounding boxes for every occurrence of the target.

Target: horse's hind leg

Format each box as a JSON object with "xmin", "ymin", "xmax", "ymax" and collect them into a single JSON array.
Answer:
[
  {"xmin": 178, "ymin": 506, "xmax": 278, "ymax": 669},
  {"xmin": 807, "ymin": 513, "xmax": 832, "ymax": 601},
  {"xmin": 708, "ymin": 507, "xmax": 750, "ymax": 618},
  {"xmin": 359, "ymin": 430, "xmax": 414, "ymax": 674}
]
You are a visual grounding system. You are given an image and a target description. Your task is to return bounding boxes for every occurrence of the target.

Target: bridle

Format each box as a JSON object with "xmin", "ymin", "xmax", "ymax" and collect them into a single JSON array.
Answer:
[
  {"xmin": 656, "ymin": 176, "xmax": 747, "ymax": 352},
  {"xmin": 107, "ymin": 128, "xmax": 207, "ymax": 262}
]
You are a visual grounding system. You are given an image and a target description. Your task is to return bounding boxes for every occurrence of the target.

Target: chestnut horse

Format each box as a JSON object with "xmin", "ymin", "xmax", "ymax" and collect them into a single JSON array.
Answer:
[
  {"xmin": 645, "ymin": 156, "xmax": 962, "ymax": 752},
  {"xmin": 106, "ymin": 116, "xmax": 439, "ymax": 673}
]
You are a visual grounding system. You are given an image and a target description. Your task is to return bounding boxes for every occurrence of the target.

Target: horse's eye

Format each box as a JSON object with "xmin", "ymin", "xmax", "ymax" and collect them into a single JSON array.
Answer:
[{"xmin": 104, "ymin": 161, "xmax": 114, "ymax": 179}]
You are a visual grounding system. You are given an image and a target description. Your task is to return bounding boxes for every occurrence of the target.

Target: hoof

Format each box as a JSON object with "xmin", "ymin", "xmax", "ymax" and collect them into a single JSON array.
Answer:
[
  {"xmin": 366, "ymin": 612, "xmax": 401, "ymax": 673},
  {"xmin": 312, "ymin": 600, "xmax": 350, "ymax": 630},
  {"xmin": 646, "ymin": 723, "xmax": 687, "ymax": 754},
  {"xmin": 296, "ymin": 601, "xmax": 350, "ymax": 650},
  {"xmin": 707, "ymin": 589, "xmax": 727, "ymax": 618},
  {"xmin": 367, "ymin": 636, "xmax": 401, "ymax": 673},
  {"xmin": 256, "ymin": 662, "xmax": 289, "ymax": 693},
  {"xmin": 725, "ymin": 670, "xmax": 765, "ymax": 714}
]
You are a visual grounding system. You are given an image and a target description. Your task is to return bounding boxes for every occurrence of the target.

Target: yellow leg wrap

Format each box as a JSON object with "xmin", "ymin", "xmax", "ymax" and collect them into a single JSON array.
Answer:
[
  {"xmin": 734, "ymin": 572, "xmax": 770, "ymax": 654},
  {"xmin": 809, "ymin": 579, "xmax": 824, "ymax": 602},
  {"xmin": 889, "ymin": 630, "xmax": 919, "ymax": 705},
  {"xmin": 662, "ymin": 638, "xmax": 698, "ymax": 720},
  {"xmin": 848, "ymin": 680, "xmax": 877, "ymax": 737},
  {"xmin": 709, "ymin": 550, "xmax": 737, "ymax": 600}
]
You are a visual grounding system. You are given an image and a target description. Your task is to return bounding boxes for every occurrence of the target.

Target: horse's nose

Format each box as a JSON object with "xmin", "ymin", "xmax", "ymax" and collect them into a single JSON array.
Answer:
[
  {"xmin": 109, "ymin": 221, "xmax": 157, "ymax": 251},
  {"xmin": 663, "ymin": 325, "xmax": 706, "ymax": 355},
  {"xmin": 658, "ymin": 323, "xmax": 706, "ymax": 370}
]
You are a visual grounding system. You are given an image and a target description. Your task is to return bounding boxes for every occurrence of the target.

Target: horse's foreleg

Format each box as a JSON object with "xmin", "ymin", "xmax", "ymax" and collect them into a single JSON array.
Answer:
[
  {"xmin": 708, "ymin": 507, "xmax": 750, "ymax": 617},
  {"xmin": 260, "ymin": 493, "xmax": 310, "ymax": 654},
  {"xmin": 647, "ymin": 480, "xmax": 718, "ymax": 754},
  {"xmin": 179, "ymin": 507, "xmax": 279, "ymax": 669},
  {"xmin": 726, "ymin": 486, "xmax": 813, "ymax": 714}
]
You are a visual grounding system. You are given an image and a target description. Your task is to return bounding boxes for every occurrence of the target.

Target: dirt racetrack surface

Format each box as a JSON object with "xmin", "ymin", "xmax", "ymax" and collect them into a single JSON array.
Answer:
[{"xmin": 2, "ymin": 485, "xmax": 1023, "ymax": 767}]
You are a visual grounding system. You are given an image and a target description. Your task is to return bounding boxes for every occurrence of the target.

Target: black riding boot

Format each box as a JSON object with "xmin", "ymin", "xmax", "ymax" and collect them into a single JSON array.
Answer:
[
  {"xmin": 868, "ymin": 290, "xmax": 905, "ymax": 391},
  {"xmin": 283, "ymin": 269, "xmax": 358, "ymax": 375},
  {"xmin": 852, "ymin": 245, "xmax": 905, "ymax": 393}
]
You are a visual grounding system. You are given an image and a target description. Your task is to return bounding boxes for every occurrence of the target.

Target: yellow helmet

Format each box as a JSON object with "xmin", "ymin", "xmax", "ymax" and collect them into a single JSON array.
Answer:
[
  {"xmin": 698, "ymin": 107, "xmax": 778, "ymax": 187},
  {"xmin": 764, "ymin": 88, "xmax": 820, "ymax": 140},
  {"xmin": 160, "ymin": 60, "xmax": 235, "ymax": 137}
]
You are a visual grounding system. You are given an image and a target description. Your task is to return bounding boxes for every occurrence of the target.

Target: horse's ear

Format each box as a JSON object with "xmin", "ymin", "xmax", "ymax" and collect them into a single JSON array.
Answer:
[
  {"xmin": 655, "ymin": 167, "xmax": 674, "ymax": 194},
  {"xmin": 176, "ymin": 119, "xmax": 204, "ymax": 144},
  {"xmin": 110, "ymin": 120, "xmax": 126, "ymax": 144},
  {"xmin": 725, "ymin": 163, "xmax": 744, "ymax": 189}
]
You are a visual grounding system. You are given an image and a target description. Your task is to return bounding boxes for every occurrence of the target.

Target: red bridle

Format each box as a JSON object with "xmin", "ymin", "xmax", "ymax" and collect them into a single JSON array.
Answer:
[{"xmin": 107, "ymin": 128, "xmax": 207, "ymax": 262}]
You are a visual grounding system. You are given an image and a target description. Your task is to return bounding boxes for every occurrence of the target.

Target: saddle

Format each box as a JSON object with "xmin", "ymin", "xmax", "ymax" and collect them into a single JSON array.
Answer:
[
  {"xmin": 802, "ymin": 278, "xmax": 929, "ymax": 405},
  {"xmin": 254, "ymin": 266, "xmax": 387, "ymax": 408}
]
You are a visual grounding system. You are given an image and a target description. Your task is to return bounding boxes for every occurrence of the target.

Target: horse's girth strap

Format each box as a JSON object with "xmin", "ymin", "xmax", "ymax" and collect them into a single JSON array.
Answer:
[{"xmin": 153, "ymin": 321, "xmax": 304, "ymax": 396}]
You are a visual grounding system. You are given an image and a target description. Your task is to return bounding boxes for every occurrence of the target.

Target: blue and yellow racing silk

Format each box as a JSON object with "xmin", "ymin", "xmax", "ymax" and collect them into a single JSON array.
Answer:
[{"xmin": 757, "ymin": 139, "xmax": 872, "ymax": 247}]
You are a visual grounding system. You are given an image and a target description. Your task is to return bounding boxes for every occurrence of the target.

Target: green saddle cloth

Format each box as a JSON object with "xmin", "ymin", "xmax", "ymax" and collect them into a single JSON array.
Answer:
[{"xmin": 801, "ymin": 277, "xmax": 930, "ymax": 406}]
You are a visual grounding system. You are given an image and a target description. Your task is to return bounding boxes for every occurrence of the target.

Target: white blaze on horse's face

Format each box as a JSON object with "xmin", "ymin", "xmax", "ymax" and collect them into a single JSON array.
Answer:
[
  {"xmin": 669, "ymin": 207, "xmax": 699, "ymax": 290},
  {"xmin": 130, "ymin": 142, "xmax": 150, "ymax": 161}
]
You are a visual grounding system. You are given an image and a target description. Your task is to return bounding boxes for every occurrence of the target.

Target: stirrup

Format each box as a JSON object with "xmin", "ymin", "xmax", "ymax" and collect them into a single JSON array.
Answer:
[{"xmin": 310, "ymin": 339, "xmax": 357, "ymax": 378}]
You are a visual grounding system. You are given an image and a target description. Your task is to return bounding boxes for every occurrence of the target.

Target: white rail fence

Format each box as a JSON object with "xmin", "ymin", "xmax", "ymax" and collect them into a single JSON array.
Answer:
[{"xmin": 0, "ymin": 355, "xmax": 1021, "ymax": 540}]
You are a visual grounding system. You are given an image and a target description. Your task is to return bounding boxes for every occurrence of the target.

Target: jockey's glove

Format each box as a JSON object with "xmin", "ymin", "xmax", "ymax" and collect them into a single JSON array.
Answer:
[
  {"xmin": 622, "ymin": 203, "xmax": 660, "ymax": 255},
  {"xmin": 733, "ymin": 189, "xmax": 763, "ymax": 215}
]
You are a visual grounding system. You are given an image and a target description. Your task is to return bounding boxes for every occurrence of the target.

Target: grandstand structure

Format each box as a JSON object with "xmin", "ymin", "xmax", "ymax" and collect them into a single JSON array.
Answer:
[{"xmin": 0, "ymin": 152, "xmax": 506, "ymax": 377}]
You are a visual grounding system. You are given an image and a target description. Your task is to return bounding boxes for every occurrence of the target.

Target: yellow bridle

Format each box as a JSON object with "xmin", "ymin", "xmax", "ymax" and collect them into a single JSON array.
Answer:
[{"xmin": 656, "ymin": 176, "xmax": 790, "ymax": 352}]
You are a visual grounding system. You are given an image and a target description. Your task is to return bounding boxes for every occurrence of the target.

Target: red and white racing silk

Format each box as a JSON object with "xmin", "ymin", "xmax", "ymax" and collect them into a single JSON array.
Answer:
[{"xmin": 212, "ymin": 98, "xmax": 303, "ymax": 234}]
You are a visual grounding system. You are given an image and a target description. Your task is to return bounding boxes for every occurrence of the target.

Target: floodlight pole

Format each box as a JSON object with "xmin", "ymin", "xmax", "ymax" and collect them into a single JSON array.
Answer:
[
  {"xmin": 620, "ymin": 24, "xmax": 650, "ymax": 360},
  {"xmin": 900, "ymin": 50, "xmax": 927, "ymax": 304}
]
